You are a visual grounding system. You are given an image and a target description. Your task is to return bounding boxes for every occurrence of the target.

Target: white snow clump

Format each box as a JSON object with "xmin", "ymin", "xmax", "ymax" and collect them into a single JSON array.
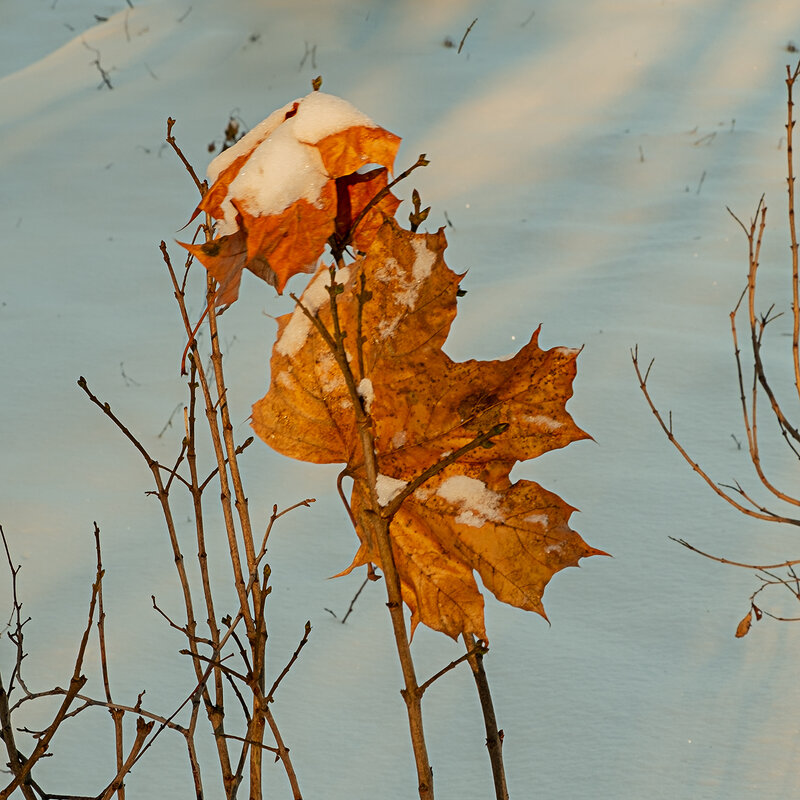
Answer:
[
  {"xmin": 376, "ymin": 474, "xmax": 407, "ymax": 507},
  {"xmin": 436, "ymin": 475, "xmax": 504, "ymax": 528},
  {"xmin": 206, "ymin": 92, "xmax": 380, "ymax": 235},
  {"xmin": 357, "ymin": 378, "xmax": 374, "ymax": 413},
  {"xmin": 525, "ymin": 414, "xmax": 563, "ymax": 431},
  {"xmin": 276, "ymin": 267, "xmax": 350, "ymax": 357}
]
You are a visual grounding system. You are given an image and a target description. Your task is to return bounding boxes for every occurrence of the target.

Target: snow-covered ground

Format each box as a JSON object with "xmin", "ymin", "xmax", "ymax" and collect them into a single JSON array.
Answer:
[{"xmin": 4, "ymin": 1, "xmax": 800, "ymax": 797}]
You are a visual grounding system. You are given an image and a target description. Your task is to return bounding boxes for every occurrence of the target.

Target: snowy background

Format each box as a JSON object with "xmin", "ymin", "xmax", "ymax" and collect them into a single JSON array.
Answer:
[{"xmin": 4, "ymin": 0, "xmax": 800, "ymax": 797}]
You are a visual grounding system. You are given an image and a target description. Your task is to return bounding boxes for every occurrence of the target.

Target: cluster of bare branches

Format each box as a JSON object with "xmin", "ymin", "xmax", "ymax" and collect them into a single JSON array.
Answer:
[
  {"xmin": 1, "ymin": 523, "xmax": 157, "ymax": 800},
  {"xmin": 2, "ymin": 99, "xmax": 519, "ymax": 800},
  {"xmin": 633, "ymin": 62, "xmax": 800, "ymax": 637},
  {"xmin": 1, "ymin": 123, "xmax": 314, "ymax": 799}
]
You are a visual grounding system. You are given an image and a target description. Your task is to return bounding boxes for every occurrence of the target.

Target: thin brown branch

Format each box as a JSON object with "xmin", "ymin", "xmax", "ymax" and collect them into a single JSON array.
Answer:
[
  {"xmin": 631, "ymin": 347, "xmax": 800, "ymax": 526},
  {"xmin": 334, "ymin": 154, "xmax": 430, "ymax": 257},
  {"xmin": 336, "ymin": 469, "xmax": 358, "ymax": 531},
  {"xmin": 786, "ymin": 63, "xmax": 800, "ymax": 408},
  {"xmin": 1, "ymin": 525, "xmax": 30, "ymax": 696},
  {"xmin": 462, "ymin": 634, "xmax": 508, "ymax": 800},
  {"xmin": 730, "ymin": 282, "xmax": 791, "ymax": 504},
  {"xmin": 199, "ymin": 436, "xmax": 255, "ymax": 492},
  {"xmin": 97, "ymin": 717, "xmax": 154, "ymax": 800},
  {"xmin": 341, "ymin": 576, "xmax": 370, "ymax": 625},
  {"xmin": 166, "ymin": 117, "xmax": 206, "ymax": 197},
  {"xmin": 79, "ymin": 366, "xmax": 237, "ymax": 790},
  {"xmin": 220, "ymin": 733, "xmax": 280, "ymax": 755},
  {"xmin": 305, "ymin": 271, "xmax": 434, "ymax": 800},
  {"xmin": 740, "ymin": 201, "xmax": 800, "ymax": 447},
  {"xmin": 179, "ymin": 650, "xmax": 248, "ymax": 684},
  {"xmin": 1, "ymin": 555, "xmax": 100, "ymax": 799},
  {"xmin": 354, "ymin": 271, "xmax": 370, "ymax": 381},
  {"xmin": 93, "ymin": 524, "xmax": 126, "ymax": 800},
  {"xmin": 264, "ymin": 622, "xmax": 311, "ymax": 704},
  {"xmin": 670, "ymin": 536, "xmax": 800, "ymax": 569},
  {"xmin": 457, "ymin": 18, "xmax": 477, "ymax": 54},
  {"xmin": 418, "ymin": 641, "xmax": 486, "ymax": 696},
  {"xmin": 262, "ymin": 708, "xmax": 302, "ymax": 800},
  {"xmin": 151, "ymin": 596, "xmax": 213, "ymax": 647}
]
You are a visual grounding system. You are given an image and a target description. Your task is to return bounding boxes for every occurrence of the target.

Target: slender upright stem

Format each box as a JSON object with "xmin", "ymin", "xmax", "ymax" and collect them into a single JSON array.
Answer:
[
  {"xmin": 204, "ymin": 295, "xmax": 269, "ymax": 799},
  {"xmin": 304, "ymin": 270, "xmax": 434, "ymax": 799},
  {"xmin": 94, "ymin": 526, "xmax": 126, "ymax": 800},
  {"xmin": 786, "ymin": 65, "xmax": 800, "ymax": 405},
  {"xmin": 462, "ymin": 634, "xmax": 508, "ymax": 800}
]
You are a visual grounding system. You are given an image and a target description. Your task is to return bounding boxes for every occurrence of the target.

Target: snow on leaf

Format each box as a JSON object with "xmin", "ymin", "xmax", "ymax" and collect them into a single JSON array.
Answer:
[
  {"xmin": 435, "ymin": 475, "xmax": 503, "ymax": 528},
  {"xmin": 252, "ymin": 217, "xmax": 604, "ymax": 640},
  {"xmin": 357, "ymin": 377, "xmax": 374, "ymax": 414},
  {"xmin": 181, "ymin": 91, "xmax": 400, "ymax": 303},
  {"xmin": 376, "ymin": 474, "xmax": 407, "ymax": 506},
  {"xmin": 276, "ymin": 266, "xmax": 350, "ymax": 358}
]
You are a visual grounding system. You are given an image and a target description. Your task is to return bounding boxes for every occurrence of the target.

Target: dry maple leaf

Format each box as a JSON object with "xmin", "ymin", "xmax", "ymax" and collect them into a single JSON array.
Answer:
[
  {"xmin": 252, "ymin": 218, "xmax": 605, "ymax": 640},
  {"xmin": 735, "ymin": 611, "xmax": 752, "ymax": 638},
  {"xmin": 180, "ymin": 91, "xmax": 401, "ymax": 303}
]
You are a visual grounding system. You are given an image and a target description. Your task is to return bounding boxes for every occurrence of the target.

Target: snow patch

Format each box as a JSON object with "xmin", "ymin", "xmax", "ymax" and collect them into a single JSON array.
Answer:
[
  {"xmin": 207, "ymin": 92, "xmax": 379, "ymax": 234},
  {"xmin": 411, "ymin": 238, "xmax": 435, "ymax": 282},
  {"xmin": 276, "ymin": 267, "xmax": 350, "ymax": 357},
  {"xmin": 357, "ymin": 378, "xmax": 374, "ymax": 413},
  {"xmin": 376, "ymin": 474, "xmax": 407, "ymax": 507},
  {"xmin": 525, "ymin": 415, "xmax": 563, "ymax": 431},
  {"xmin": 525, "ymin": 513, "xmax": 549, "ymax": 527},
  {"xmin": 374, "ymin": 257, "xmax": 401, "ymax": 285},
  {"xmin": 276, "ymin": 370, "xmax": 294, "ymax": 389},
  {"xmin": 391, "ymin": 430, "xmax": 407, "ymax": 449},
  {"xmin": 207, "ymin": 101, "xmax": 294, "ymax": 181},
  {"xmin": 373, "ymin": 239, "xmax": 434, "ymax": 311},
  {"xmin": 378, "ymin": 316, "xmax": 400, "ymax": 340},
  {"xmin": 436, "ymin": 475, "xmax": 503, "ymax": 528},
  {"xmin": 318, "ymin": 351, "xmax": 344, "ymax": 394},
  {"xmin": 222, "ymin": 131, "xmax": 327, "ymax": 229},
  {"xmin": 291, "ymin": 91, "xmax": 378, "ymax": 143}
]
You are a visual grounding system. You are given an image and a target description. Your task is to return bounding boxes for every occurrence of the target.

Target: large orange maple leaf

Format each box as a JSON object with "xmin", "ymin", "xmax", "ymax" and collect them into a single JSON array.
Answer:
[
  {"xmin": 180, "ymin": 92, "xmax": 400, "ymax": 303},
  {"xmin": 252, "ymin": 219, "xmax": 604, "ymax": 640}
]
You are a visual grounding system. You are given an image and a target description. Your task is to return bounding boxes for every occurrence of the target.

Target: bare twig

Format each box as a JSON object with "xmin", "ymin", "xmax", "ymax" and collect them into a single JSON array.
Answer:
[
  {"xmin": 418, "ymin": 640, "xmax": 486, "ymax": 696},
  {"xmin": 631, "ymin": 347, "xmax": 800, "ymax": 526},
  {"xmin": 462, "ymin": 634, "xmax": 508, "ymax": 800},
  {"xmin": 1, "ymin": 544, "xmax": 102, "ymax": 799},
  {"xmin": 670, "ymin": 537, "xmax": 800, "ymax": 570},
  {"xmin": 93, "ymin": 525, "xmax": 126, "ymax": 800},
  {"xmin": 292, "ymin": 269, "xmax": 435, "ymax": 800},
  {"xmin": 341, "ymin": 577, "xmax": 370, "ymax": 624},
  {"xmin": 166, "ymin": 118, "xmax": 205, "ymax": 196},
  {"xmin": 457, "ymin": 18, "xmax": 478, "ymax": 54},
  {"xmin": 83, "ymin": 40, "xmax": 113, "ymax": 89},
  {"xmin": 636, "ymin": 62, "xmax": 800, "ymax": 635},
  {"xmin": 264, "ymin": 621, "xmax": 312, "ymax": 704}
]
